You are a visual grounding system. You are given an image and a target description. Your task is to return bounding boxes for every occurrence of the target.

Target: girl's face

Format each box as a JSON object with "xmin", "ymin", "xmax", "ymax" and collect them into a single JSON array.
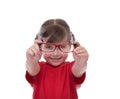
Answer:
[
  {"xmin": 43, "ymin": 48, "xmax": 68, "ymax": 66},
  {"xmin": 42, "ymin": 38, "xmax": 69, "ymax": 66}
]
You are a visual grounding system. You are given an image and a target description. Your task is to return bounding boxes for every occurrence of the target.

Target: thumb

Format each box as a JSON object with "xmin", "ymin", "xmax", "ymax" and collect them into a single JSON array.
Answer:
[{"xmin": 34, "ymin": 39, "xmax": 43, "ymax": 44}]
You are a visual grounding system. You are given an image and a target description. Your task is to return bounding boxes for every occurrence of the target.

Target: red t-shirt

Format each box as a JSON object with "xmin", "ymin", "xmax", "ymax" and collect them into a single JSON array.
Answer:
[{"xmin": 25, "ymin": 61, "xmax": 86, "ymax": 99}]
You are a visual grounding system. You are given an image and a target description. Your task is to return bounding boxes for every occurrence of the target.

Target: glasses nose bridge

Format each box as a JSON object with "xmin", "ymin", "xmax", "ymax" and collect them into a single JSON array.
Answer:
[
  {"xmin": 54, "ymin": 44, "xmax": 61, "ymax": 51},
  {"xmin": 54, "ymin": 44, "xmax": 60, "ymax": 49}
]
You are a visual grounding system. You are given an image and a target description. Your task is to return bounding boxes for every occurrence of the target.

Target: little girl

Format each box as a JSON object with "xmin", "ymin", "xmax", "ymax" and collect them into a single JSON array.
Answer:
[{"xmin": 25, "ymin": 18, "xmax": 89, "ymax": 99}]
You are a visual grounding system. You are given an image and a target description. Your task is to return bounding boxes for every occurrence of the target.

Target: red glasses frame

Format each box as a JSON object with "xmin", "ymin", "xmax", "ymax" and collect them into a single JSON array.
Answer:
[{"xmin": 38, "ymin": 42, "xmax": 74, "ymax": 53}]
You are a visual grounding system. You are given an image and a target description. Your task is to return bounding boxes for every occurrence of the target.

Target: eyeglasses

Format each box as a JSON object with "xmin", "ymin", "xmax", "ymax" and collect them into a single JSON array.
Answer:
[{"xmin": 39, "ymin": 42, "xmax": 74, "ymax": 53}]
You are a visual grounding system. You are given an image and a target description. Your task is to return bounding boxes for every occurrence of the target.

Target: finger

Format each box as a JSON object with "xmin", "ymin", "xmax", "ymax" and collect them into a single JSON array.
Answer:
[
  {"xmin": 76, "ymin": 53, "xmax": 89, "ymax": 57},
  {"xmin": 26, "ymin": 48, "xmax": 35, "ymax": 58},
  {"xmin": 74, "ymin": 46, "xmax": 84, "ymax": 51},
  {"xmin": 73, "ymin": 51, "xmax": 87, "ymax": 57},
  {"xmin": 34, "ymin": 39, "xmax": 43, "ymax": 44},
  {"xmin": 73, "ymin": 49, "xmax": 89, "ymax": 58},
  {"xmin": 75, "ymin": 50, "xmax": 87, "ymax": 54},
  {"xmin": 73, "ymin": 47, "xmax": 86, "ymax": 54},
  {"xmin": 34, "ymin": 39, "xmax": 43, "ymax": 49},
  {"xmin": 31, "ymin": 44, "xmax": 40, "ymax": 55}
]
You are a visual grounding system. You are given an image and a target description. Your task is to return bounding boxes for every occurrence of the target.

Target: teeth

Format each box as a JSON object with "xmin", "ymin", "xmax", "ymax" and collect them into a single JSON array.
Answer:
[{"xmin": 51, "ymin": 58, "xmax": 61, "ymax": 60}]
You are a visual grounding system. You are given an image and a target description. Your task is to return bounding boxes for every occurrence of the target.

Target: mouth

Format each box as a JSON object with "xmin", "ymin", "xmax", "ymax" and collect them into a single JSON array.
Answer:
[
  {"xmin": 47, "ymin": 57, "xmax": 64, "ymax": 66},
  {"xmin": 50, "ymin": 57, "xmax": 62, "ymax": 60}
]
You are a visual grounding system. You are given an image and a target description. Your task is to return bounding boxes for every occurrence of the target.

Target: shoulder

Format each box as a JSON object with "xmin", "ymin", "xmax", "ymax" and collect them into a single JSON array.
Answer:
[
  {"xmin": 64, "ymin": 61, "xmax": 75, "ymax": 69},
  {"xmin": 38, "ymin": 61, "xmax": 46, "ymax": 67},
  {"xmin": 61, "ymin": 61, "xmax": 75, "ymax": 71}
]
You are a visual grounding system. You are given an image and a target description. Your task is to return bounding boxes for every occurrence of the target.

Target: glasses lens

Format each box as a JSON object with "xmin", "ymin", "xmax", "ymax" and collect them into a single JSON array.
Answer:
[
  {"xmin": 60, "ymin": 43, "xmax": 74, "ymax": 53},
  {"xmin": 41, "ymin": 43, "xmax": 55, "ymax": 52}
]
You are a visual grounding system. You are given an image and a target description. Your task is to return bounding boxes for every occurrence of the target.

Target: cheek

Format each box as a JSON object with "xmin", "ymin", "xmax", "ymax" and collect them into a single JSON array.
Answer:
[
  {"xmin": 43, "ymin": 53, "xmax": 50, "ymax": 58},
  {"xmin": 63, "ymin": 53, "xmax": 68, "ymax": 58},
  {"xmin": 60, "ymin": 53, "xmax": 68, "ymax": 61},
  {"xmin": 44, "ymin": 53, "xmax": 68, "ymax": 58}
]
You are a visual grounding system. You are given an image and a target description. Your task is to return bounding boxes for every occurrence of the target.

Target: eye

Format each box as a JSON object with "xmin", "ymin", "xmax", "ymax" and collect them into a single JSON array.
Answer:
[
  {"xmin": 60, "ymin": 45, "xmax": 67, "ymax": 49},
  {"xmin": 45, "ymin": 44, "xmax": 53, "ymax": 49}
]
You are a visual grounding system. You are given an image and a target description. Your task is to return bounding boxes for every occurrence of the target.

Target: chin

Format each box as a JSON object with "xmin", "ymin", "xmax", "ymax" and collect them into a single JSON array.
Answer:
[
  {"xmin": 45, "ymin": 57, "xmax": 67, "ymax": 67},
  {"xmin": 50, "ymin": 62, "xmax": 62, "ymax": 66}
]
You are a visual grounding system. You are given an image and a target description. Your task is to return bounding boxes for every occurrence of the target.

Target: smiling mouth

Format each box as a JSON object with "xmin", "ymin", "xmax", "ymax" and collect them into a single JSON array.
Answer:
[{"xmin": 50, "ymin": 57, "xmax": 61, "ymax": 60}]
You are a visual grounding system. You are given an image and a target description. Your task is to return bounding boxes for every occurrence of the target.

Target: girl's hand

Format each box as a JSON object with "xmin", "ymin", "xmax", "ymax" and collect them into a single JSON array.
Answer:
[
  {"xmin": 25, "ymin": 39, "xmax": 42, "ymax": 76},
  {"xmin": 26, "ymin": 39, "xmax": 43, "ymax": 64},
  {"xmin": 73, "ymin": 41, "xmax": 89, "ymax": 65},
  {"xmin": 72, "ymin": 41, "xmax": 89, "ymax": 77}
]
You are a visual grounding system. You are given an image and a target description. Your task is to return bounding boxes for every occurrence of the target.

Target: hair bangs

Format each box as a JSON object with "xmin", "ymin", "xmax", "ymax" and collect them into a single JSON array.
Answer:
[{"xmin": 41, "ymin": 25, "xmax": 68, "ymax": 43}]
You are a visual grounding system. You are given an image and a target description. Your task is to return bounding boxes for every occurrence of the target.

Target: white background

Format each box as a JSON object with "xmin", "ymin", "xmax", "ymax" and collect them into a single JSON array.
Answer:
[{"xmin": 0, "ymin": 0, "xmax": 120, "ymax": 99}]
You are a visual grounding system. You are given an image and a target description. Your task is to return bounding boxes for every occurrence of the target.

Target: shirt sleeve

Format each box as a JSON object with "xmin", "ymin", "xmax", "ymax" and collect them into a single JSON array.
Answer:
[
  {"xmin": 69, "ymin": 61, "xmax": 86, "ymax": 85},
  {"xmin": 25, "ymin": 61, "xmax": 44, "ymax": 86},
  {"xmin": 25, "ymin": 71, "xmax": 40, "ymax": 86},
  {"xmin": 73, "ymin": 72, "xmax": 86, "ymax": 84}
]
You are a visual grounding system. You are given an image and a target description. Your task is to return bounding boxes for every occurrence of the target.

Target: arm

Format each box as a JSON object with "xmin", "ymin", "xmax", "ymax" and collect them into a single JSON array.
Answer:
[
  {"xmin": 26, "ymin": 39, "xmax": 42, "ymax": 76},
  {"xmin": 72, "ymin": 41, "xmax": 89, "ymax": 77}
]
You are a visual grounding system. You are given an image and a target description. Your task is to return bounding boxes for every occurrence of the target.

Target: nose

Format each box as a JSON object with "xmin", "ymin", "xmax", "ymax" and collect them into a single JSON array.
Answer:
[{"xmin": 52, "ymin": 47, "xmax": 61, "ymax": 54}]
